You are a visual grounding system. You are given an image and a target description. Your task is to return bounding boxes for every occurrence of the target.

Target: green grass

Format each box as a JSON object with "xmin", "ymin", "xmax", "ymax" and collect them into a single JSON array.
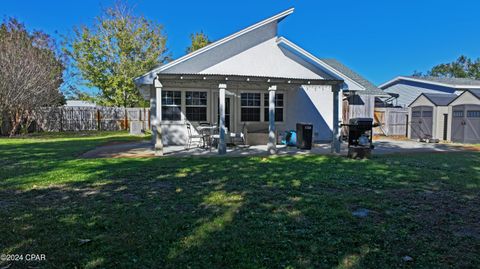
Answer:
[{"xmin": 0, "ymin": 132, "xmax": 479, "ymax": 268}]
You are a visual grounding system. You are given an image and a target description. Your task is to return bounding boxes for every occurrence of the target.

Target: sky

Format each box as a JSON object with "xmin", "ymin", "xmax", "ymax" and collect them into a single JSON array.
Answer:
[{"xmin": 1, "ymin": 0, "xmax": 480, "ymax": 87}]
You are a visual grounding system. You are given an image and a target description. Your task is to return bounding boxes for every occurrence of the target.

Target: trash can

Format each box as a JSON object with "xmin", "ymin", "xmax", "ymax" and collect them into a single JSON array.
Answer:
[{"xmin": 296, "ymin": 123, "xmax": 313, "ymax": 149}]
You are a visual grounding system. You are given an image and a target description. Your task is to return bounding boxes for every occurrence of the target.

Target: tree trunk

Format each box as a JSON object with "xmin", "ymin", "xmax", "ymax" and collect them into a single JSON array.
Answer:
[{"xmin": 9, "ymin": 111, "xmax": 22, "ymax": 137}]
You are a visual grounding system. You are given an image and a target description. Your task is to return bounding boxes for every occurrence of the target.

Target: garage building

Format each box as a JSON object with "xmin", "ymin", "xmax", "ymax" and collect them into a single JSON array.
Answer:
[
  {"xmin": 408, "ymin": 93, "xmax": 457, "ymax": 141},
  {"xmin": 447, "ymin": 89, "xmax": 480, "ymax": 143}
]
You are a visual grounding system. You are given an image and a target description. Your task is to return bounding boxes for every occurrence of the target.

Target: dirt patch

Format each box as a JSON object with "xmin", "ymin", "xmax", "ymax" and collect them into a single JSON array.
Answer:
[{"xmin": 385, "ymin": 189, "xmax": 480, "ymax": 239}]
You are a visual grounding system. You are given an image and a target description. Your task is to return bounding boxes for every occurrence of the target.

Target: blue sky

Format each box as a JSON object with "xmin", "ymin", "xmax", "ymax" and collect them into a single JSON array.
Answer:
[{"xmin": 1, "ymin": 0, "xmax": 480, "ymax": 87}]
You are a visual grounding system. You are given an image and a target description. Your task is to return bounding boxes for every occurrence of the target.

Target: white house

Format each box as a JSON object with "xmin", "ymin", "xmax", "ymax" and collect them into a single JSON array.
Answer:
[{"xmin": 134, "ymin": 8, "xmax": 383, "ymax": 155}]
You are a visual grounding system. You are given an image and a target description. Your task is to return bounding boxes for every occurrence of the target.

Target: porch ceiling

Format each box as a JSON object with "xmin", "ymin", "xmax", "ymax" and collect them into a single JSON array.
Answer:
[{"xmin": 156, "ymin": 73, "xmax": 343, "ymax": 89}]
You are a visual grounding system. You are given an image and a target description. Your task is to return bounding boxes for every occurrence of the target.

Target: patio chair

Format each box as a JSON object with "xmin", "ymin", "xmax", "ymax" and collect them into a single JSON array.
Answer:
[
  {"xmin": 185, "ymin": 123, "xmax": 206, "ymax": 150},
  {"xmin": 230, "ymin": 123, "xmax": 247, "ymax": 145}
]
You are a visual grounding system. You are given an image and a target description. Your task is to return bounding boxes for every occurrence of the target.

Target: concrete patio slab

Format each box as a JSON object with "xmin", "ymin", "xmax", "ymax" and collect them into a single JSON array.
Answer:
[{"xmin": 81, "ymin": 138, "xmax": 477, "ymax": 159}]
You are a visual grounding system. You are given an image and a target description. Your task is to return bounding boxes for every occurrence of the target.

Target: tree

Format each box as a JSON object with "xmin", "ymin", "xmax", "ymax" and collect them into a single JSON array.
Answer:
[
  {"xmin": 0, "ymin": 18, "xmax": 64, "ymax": 136},
  {"xmin": 66, "ymin": 1, "xmax": 169, "ymax": 107},
  {"xmin": 186, "ymin": 31, "xmax": 211, "ymax": 53},
  {"xmin": 418, "ymin": 55, "xmax": 480, "ymax": 79}
]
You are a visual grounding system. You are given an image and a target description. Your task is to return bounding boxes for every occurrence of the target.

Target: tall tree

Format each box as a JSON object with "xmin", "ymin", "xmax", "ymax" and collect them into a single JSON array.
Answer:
[
  {"xmin": 186, "ymin": 31, "xmax": 211, "ymax": 53},
  {"xmin": 66, "ymin": 1, "xmax": 169, "ymax": 107},
  {"xmin": 419, "ymin": 55, "xmax": 480, "ymax": 79},
  {"xmin": 0, "ymin": 18, "xmax": 64, "ymax": 136}
]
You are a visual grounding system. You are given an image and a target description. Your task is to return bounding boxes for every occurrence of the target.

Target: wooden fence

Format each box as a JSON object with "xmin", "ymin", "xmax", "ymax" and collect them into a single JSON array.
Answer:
[
  {"xmin": 34, "ymin": 106, "xmax": 150, "ymax": 132},
  {"xmin": 373, "ymin": 107, "xmax": 408, "ymax": 136}
]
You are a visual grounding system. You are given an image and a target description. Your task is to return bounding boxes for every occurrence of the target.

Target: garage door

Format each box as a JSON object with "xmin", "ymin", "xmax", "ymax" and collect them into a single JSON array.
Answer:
[
  {"xmin": 452, "ymin": 105, "xmax": 480, "ymax": 143},
  {"xmin": 410, "ymin": 106, "xmax": 433, "ymax": 139}
]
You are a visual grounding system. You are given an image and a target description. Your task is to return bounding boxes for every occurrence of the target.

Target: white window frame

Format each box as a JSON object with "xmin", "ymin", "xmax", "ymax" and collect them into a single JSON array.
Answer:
[
  {"xmin": 240, "ymin": 91, "xmax": 262, "ymax": 122},
  {"xmin": 161, "ymin": 90, "xmax": 182, "ymax": 122},
  {"xmin": 263, "ymin": 92, "xmax": 285, "ymax": 122},
  {"xmin": 185, "ymin": 90, "xmax": 208, "ymax": 122}
]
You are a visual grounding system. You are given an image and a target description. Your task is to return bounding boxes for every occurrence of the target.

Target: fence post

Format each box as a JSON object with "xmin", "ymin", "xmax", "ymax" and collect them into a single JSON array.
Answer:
[
  {"xmin": 148, "ymin": 109, "xmax": 150, "ymax": 130},
  {"xmin": 124, "ymin": 108, "xmax": 128, "ymax": 130},
  {"xmin": 405, "ymin": 114, "xmax": 409, "ymax": 137},
  {"xmin": 97, "ymin": 109, "xmax": 101, "ymax": 131},
  {"xmin": 60, "ymin": 108, "xmax": 63, "ymax": 132}
]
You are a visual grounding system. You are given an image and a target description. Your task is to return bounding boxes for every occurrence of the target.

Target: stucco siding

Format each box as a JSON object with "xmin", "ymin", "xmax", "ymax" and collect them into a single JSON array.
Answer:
[
  {"xmin": 285, "ymin": 85, "xmax": 339, "ymax": 142},
  {"xmin": 163, "ymin": 23, "xmax": 277, "ymax": 74},
  {"xmin": 201, "ymin": 38, "xmax": 328, "ymax": 79}
]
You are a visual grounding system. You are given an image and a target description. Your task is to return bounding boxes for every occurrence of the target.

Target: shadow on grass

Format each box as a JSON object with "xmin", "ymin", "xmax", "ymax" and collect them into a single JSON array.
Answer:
[{"xmin": 1, "ymin": 136, "xmax": 480, "ymax": 268}]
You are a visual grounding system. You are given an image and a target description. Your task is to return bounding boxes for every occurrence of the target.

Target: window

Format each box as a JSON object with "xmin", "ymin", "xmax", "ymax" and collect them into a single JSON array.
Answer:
[
  {"xmin": 264, "ymin": 93, "xmax": 284, "ymax": 122},
  {"xmin": 185, "ymin": 91, "xmax": 207, "ymax": 121},
  {"xmin": 412, "ymin": 111, "xmax": 421, "ymax": 117},
  {"xmin": 467, "ymin": 110, "xmax": 480, "ymax": 118},
  {"xmin": 453, "ymin": 110, "xmax": 464, "ymax": 117},
  {"xmin": 422, "ymin": 111, "xmax": 432, "ymax": 117},
  {"xmin": 241, "ymin": 93, "xmax": 261, "ymax": 121},
  {"xmin": 162, "ymin": 91, "xmax": 181, "ymax": 121}
]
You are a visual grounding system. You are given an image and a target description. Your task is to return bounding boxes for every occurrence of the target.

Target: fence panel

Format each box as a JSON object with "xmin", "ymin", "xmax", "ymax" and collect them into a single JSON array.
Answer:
[
  {"xmin": 374, "ymin": 108, "xmax": 408, "ymax": 136},
  {"xmin": 34, "ymin": 106, "xmax": 150, "ymax": 132}
]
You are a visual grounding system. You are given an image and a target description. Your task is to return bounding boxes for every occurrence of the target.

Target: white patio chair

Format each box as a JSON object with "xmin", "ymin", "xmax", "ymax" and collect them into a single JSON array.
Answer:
[
  {"xmin": 185, "ymin": 122, "xmax": 206, "ymax": 150},
  {"xmin": 230, "ymin": 123, "xmax": 247, "ymax": 145}
]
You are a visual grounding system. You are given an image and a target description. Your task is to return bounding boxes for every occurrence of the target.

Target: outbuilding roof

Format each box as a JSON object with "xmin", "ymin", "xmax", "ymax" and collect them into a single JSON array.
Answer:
[
  {"xmin": 380, "ymin": 76, "xmax": 480, "ymax": 89},
  {"xmin": 422, "ymin": 93, "xmax": 458, "ymax": 106}
]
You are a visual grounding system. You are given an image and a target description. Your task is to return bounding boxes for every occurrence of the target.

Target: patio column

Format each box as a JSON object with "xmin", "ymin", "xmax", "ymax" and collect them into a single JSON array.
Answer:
[
  {"xmin": 267, "ymin": 85, "xmax": 277, "ymax": 154},
  {"xmin": 218, "ymin": 83, "xmax": 227, "ymax": 155},
  {"xmin": 150, "ymin": 85, "xmax": 156, "ymax": 145},
  {"xmin": 331, "ymin": 84, "xmax": 341, "ymax": 153},
  {"xmin": 154, "ymin": 78, "xmax": 163, "ymax": 156}
]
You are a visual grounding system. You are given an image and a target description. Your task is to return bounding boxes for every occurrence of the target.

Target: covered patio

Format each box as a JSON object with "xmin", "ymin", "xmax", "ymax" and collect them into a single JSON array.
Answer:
[{"xmin": 149, "ymin": 73, "xmax": 343, "ymax": 156}]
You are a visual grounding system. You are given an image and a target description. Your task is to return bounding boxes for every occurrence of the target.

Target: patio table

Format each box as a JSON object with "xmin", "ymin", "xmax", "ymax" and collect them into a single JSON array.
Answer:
[{"xmin": 197, "ymin": 125, "xmax": 218, "ymax": 150}]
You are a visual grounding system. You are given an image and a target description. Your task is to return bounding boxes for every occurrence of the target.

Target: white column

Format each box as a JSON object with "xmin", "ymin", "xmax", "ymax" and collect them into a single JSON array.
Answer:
[
  {"xmin": 267, "ymin": 85, "xmax": 277, "ymax": 154},
  {"xmin": 154, "ymin": 78, "xmax": 163, "ymax": 156},
  {"xmin": 218, "ymin": 83, "xmax": 227, "ymax": 155},
  {"xmin": 150, "ymin": 85, "xmax": 156, "ymax": 145},
  {"xmin": 331, "ymin": 84, "xmax": 341, "ymax": 153}
]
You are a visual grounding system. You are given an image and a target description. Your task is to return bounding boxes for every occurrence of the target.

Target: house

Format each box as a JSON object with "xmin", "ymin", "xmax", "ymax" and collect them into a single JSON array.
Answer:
[
  {"xmin": 134, "ymin": 8, "xmax": 384, "ymax": 155},
  {"xmin": 65, "ymin": 100, "xmax": 97, "ymax": 107},
  {"xmin": 379, "ymin": 76, "xmax": 480, "ymax": 107}
]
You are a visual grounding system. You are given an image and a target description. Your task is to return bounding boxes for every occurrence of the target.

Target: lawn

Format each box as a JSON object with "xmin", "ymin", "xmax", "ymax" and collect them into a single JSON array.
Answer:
[{"xmin": 1, "ymin": 132, "xmax": 479, "ymax": 268}]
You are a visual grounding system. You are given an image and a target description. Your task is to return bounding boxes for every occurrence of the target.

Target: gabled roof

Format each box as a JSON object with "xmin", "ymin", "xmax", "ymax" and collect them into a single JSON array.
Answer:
[
  {"xmin": 380, "ymin": 76, "xmax": 480, "ymax": 89},
  {"xmin": 134, "ymin": 8, "xmax": 295, "ymax": 86},
  {"xmin": 276, "ymin": 37, "xmax": 388, "ymax": 96},
  {"xmin": 319, "ymin": 59, "xmax": 388, "ymax": 96},
  {"xmin": 468, "ymin": 89, "xmax": 480, "ymax": 99},
  {"xmin": 447, "ymin": 89, "xmax": 480, "ymax": 105},
  {"xmin": 422, "ymin": 93, "xmax": 457, "ymax": 106}
]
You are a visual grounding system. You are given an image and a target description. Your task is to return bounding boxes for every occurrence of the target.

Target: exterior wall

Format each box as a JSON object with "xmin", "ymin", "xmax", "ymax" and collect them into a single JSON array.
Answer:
[
  {"xmin": 164, "ymin": 23, "xmax": 277, "ymax": 74},
  {"xmin": 285, "ymin": 85, "xmax": 339, "ymax": 142},
  {"xmin": 435, "ymin": 106, "xmax": 449, "ymax": 141},
  {"xmin": 382, "ymin": 80, "xmax": 456, "ymax": 107},
  {"xmin": 347, "ymin": 94, "xmax": 375, "ymax": 119},
  {"xmin": 200, "ymin": 37, "xmax": 329, "ymax": 79},
  {"xmin": 408, "ymin": 95, "xmax": 448, "ymax": 140},
  {"xmin": 447, "ymin": 91, "xmax": 480, "ymax": 141},
  {"xmin": 408, "ymin": 95, "xmax": 434, "ymax": 139},
  {"xmin": 156, "ymin": 85, "xmax": 339, "ymax": 145}
]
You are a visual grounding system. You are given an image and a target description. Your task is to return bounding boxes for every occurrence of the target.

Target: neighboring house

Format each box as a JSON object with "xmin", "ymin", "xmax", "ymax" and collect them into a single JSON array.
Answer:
[
  {"xmin": 65, "ymin": 100, "xmax": 97, "ymax": 107},
  {"xmin": 134, "ymin": 8, "xmax": 384, "ymax": 155},
  {"xmin": 379, "ymin": 76, "xmax": 480, "ymax": 107}
]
